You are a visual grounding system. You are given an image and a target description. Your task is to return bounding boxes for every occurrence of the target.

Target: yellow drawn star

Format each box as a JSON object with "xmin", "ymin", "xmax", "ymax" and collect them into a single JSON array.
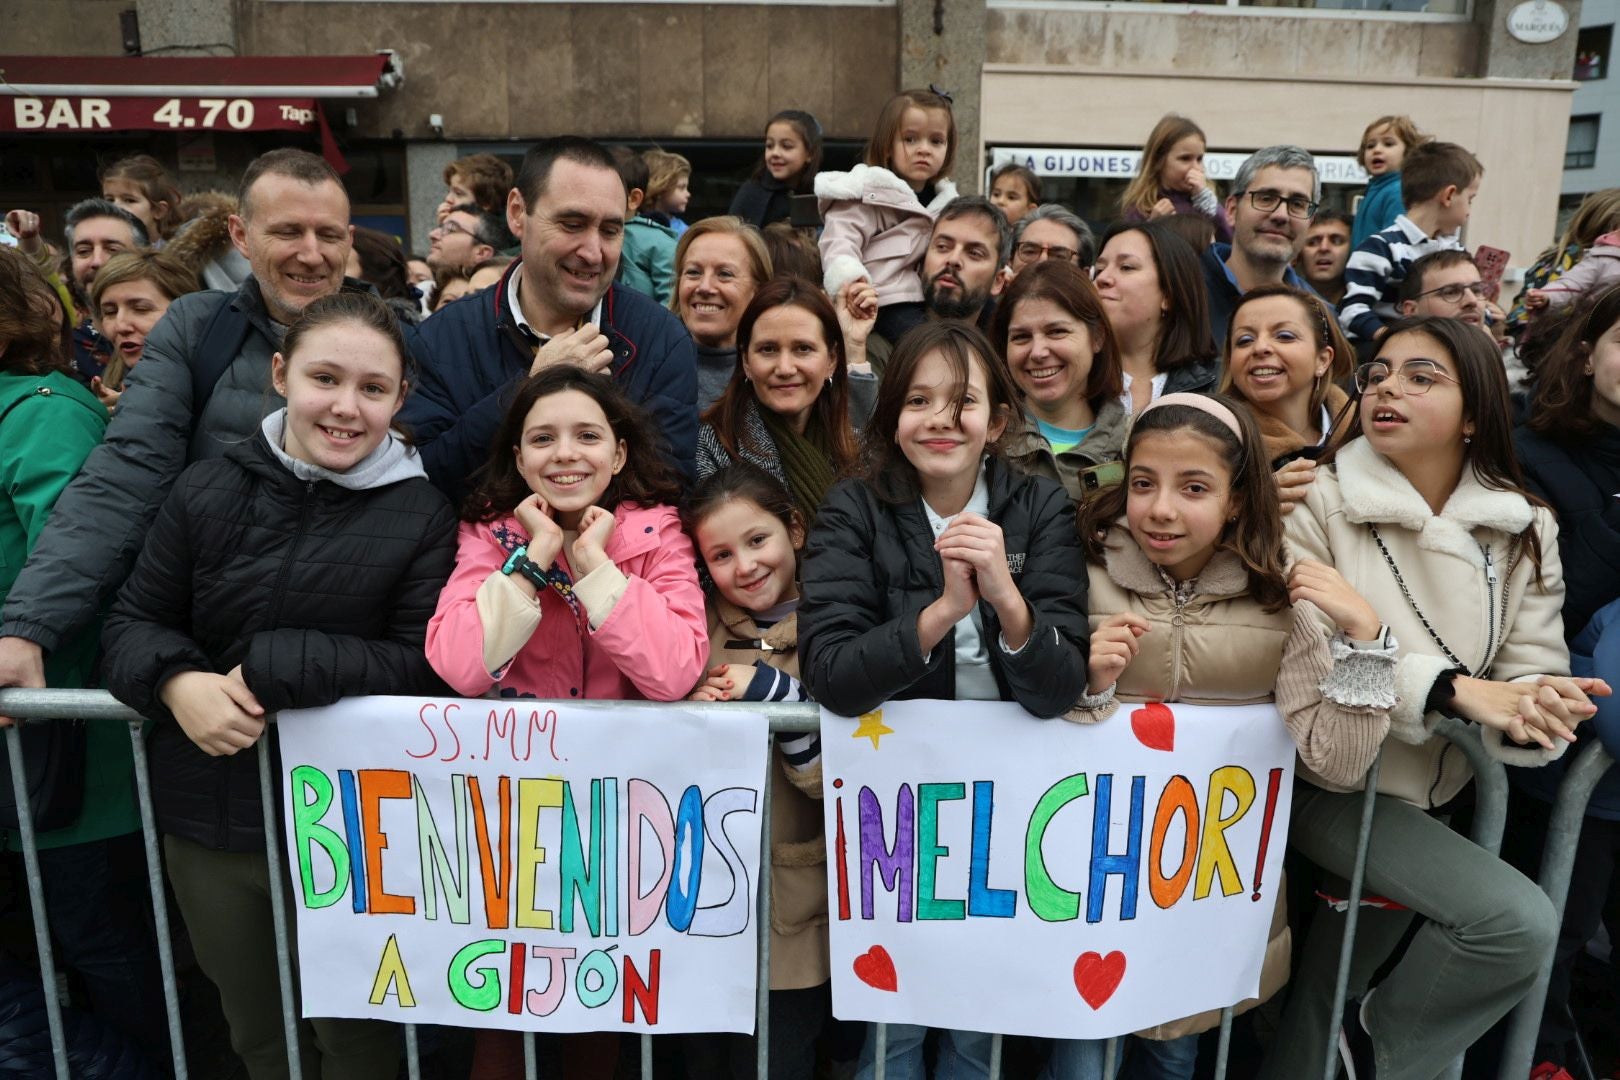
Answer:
[{"xmin": 852, "ymin": 710, "xmax": 894, "ymax": 749}]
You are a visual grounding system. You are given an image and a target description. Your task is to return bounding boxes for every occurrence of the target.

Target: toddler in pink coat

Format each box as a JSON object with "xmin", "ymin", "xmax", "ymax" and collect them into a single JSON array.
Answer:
[{"xmin": 817, "ymin": 87, "xmax": 960, "ymax": 345}]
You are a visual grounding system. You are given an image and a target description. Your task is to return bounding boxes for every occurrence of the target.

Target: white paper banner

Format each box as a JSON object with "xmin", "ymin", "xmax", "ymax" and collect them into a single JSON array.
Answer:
[
  {"xmin": 821, "ymin": 700, "xmax": 1295, "ymax": 1039},
  {"xmin": 276, "ymin": 697, "xmax": 769, "ymax": 1033}
]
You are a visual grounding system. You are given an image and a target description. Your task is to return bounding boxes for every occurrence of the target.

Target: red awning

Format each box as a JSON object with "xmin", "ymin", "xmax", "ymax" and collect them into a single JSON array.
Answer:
[{"xmin": 0, "ymin": 52, "xmax": 402, "ymax": 99}]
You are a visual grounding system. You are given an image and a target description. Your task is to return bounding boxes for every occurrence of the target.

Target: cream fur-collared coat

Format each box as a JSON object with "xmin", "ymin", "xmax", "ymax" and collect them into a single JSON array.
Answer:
[{"xmin": 1284, "ymin": 437, "xmax": 1571, "ymax": 808}]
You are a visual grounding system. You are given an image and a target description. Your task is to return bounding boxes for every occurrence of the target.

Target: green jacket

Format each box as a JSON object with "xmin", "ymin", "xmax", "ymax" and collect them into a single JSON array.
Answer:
[
  {"xmin": 1005, "ymin": 397, "xmax": 1130, "ymax": 505},
  {"xmin": 0, "ymin": 371, "xmax": 139, "ymax": 851},
  {"xmin": 618, "ymin": 215, "xmax": 678, "ymax": 306}
]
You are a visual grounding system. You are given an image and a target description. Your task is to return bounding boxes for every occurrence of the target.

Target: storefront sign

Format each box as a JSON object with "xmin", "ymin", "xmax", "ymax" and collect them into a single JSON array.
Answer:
[
  {"xmin": 3, "ymin": 95, "xmax": 318, "ymax": 133},
  {"xmin": 1506, "ymin": 0, "xmax": 1569, "ymax": 44},
  {"xmin": 990, "ymin": 147, "xmax": 1368, "ymax": 187}
]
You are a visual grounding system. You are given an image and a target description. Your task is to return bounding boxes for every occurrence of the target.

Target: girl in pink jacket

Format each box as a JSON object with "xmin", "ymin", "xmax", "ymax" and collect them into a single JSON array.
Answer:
[
  {"xmin": 817, "ymin": 87, "xmax": 960, "ymax": 345},
  {"xmin": 426, "ymin": 366, "xmax": 709, "ymax": 1078},
  {"xmin": 426, "ymin": 365, "xmax": 709, "ymax": 704}
]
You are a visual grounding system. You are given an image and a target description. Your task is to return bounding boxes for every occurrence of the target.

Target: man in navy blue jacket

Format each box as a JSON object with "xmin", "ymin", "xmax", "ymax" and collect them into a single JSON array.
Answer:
[{"xmin": 406, "ymin": 136, "xmax": 698, "ymax": 500}]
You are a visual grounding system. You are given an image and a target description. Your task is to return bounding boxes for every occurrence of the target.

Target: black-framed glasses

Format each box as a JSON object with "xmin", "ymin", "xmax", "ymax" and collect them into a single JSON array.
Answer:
[
  {"xmin": 1414, "ymin": 280, "xmax": 1486, "ymax": 304},
  {"xmin": 1353, "ymin": 360, "xmax": 1461, "ymax": 396},
  {"xmin": 1245, "ymin": 189, "xmax": 1319, "ymax": 219},
  {"xmin": 1013, "ymin": 242, "xmax": 1080, "ymax": 265},
  {"xmin": 436, "ymin": 218, "xmax": 476, "ymax": 238}
]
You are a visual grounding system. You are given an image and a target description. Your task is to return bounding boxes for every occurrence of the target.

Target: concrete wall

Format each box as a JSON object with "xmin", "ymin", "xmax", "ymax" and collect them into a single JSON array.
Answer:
[
  {"xmin": 236, "ymin": 2, "xmax": 899, "ymax": 142},
  {"xmin": 5, "ymin": 0, "xmax": 129, "ymax": 53},
  {"xmin": 986, "ymin": 7, "xmax": 1482, "ymax": 79},
  {"xmin": 983, "ymin": 65, "xmax": 1574, "ymax": 270}
]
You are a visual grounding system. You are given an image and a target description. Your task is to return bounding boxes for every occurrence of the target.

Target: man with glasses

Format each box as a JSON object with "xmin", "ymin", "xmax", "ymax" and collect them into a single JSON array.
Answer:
[
  {"xmin": 998, "ymin": 204, "xmax": 1095, "ymax": 293},
  {"xmin": 1397, "ymin": 250, "xmax": 1489, "ymax": 327},
  {"xmin": 427, "ymin": 202, "xmax": 512, "ymax": 277},
  {"xmin": 1200, "ymin": 145, "xmax": 1319, "ymax": 345}
]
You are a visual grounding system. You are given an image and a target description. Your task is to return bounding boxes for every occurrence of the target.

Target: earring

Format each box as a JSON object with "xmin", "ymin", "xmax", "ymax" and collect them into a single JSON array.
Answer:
[{"xmin": 1463, "ymin": 435, "xmax": 1472, "ymax": 444}]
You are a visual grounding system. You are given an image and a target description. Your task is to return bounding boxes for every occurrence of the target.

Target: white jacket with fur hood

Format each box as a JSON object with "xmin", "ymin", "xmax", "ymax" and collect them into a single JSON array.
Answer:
[
  {"xmin": 1284, "ymin": 437, "xmax": 1571, "ymax": 808},
  {"xmin": 815, "ymin": 164, "xmax": 959, "ymax": 307}
]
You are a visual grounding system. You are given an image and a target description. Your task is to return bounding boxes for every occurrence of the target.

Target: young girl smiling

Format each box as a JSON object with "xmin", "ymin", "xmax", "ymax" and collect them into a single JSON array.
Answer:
[
  {"xmin": 426, "ymin": 366, "xmax": 708, "ymax": 1078},
  {"xmin": 800, "ymin": 321, "xmax": 1088, "ymax": 1080},
  {"xmin": 730, "ymin": 109, "xmax": 825, "ymax": 230},
  {"xmin": 1050, "ymin": 393, "xmax": 1397, "ymax": 1080},
  {"xmin": 682, "ymin": 464, "xmax": 831, "ymax": 1079},
  {"xmin": 101, "ymin": 291, "xmax": 457, "ymax": 1080}
]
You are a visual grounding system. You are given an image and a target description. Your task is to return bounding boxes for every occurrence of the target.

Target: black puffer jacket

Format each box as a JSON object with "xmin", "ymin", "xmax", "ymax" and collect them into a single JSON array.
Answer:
[
  {"xmin": 1515, "ymin": 419, "xmax": 1620, "ymax": 639},
  {"xmin": 101, "ymin": 430, "xmax": 457, "ymax": 852},
  {"xmin": 799, "ymin": 456, "xmax": 1089, "ymax": 718}
]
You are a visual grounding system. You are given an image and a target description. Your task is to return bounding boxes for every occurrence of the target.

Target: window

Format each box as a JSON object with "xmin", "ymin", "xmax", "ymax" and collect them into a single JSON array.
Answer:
[
  {"xmin": 1567, "ymin": 115, "xmax": 1601, "ymax": 169},
  {"xmin": 1576, "ymin": 25, "xmax": 1611, "ymax": 80}
]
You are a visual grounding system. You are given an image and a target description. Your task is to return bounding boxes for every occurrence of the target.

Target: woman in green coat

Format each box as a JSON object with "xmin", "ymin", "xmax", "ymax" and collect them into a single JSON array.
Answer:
[{"xmin": 0, "ymin": 247, "xmax": 165, "ymax": 1063}]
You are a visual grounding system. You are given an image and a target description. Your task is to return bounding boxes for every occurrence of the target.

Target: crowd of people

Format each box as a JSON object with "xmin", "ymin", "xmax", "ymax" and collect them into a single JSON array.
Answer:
[{"xmin": 0, "ymin": 90, "xmax": 1618, "ymax": 1080}]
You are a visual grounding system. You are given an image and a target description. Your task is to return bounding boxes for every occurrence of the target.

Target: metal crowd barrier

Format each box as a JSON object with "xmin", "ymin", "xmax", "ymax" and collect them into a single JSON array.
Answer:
[{"xmin": 0, "ymin": 690, "xmax": 1610, "ymax": 1080}]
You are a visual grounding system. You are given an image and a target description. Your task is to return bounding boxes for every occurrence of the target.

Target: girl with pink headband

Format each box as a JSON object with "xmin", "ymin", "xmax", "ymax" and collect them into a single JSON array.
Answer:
[{"xmin": 1048, "ymin": 391, "xmax": 1399, "ymax": 1080}]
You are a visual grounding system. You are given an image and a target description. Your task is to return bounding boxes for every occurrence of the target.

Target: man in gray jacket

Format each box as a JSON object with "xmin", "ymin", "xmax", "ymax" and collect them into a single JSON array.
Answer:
[{"xmin": 0, "ymin": 148, "xmax": 402, "ymax": 705}]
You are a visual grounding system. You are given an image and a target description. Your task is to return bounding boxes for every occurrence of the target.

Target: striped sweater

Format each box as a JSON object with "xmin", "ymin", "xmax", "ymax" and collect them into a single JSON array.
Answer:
[{"xmin": 1338, "ymin": 214, "xmax": 1463, "ymax": 342}]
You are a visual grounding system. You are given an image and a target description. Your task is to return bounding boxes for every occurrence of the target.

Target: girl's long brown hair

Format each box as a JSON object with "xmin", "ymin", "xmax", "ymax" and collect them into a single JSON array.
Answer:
[
  {"xmin": 1327, "ymin": 316, "xmax": 1546, "ymax": 582},
  {"xmin": 1527, "ymin": 283, "xmax": 1620, "ymax": 440},
  {"xmin": 1119, "ymin": 115, "xmax": 1207, "ymax": 219},
  {"xmin": 860, "ymin": 321, "xmax": 1024, "ymax": 505},
  {"xmin": 462, "ymin": 366, "xmax": 681, "ymax": 523},
  {"xmin": 1080, "ymin": 393, "xmax": 1291, "ymax": 611},
  {"xmin": 702, "ymin": 276, "xmax": 859, "ymax": 472}
]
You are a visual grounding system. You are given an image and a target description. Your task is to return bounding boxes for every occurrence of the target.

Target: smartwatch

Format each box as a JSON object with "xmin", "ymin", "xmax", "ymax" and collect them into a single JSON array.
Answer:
[{"xmin": 499, "ymin": 545, "xmax": 549, "ymax": 589}]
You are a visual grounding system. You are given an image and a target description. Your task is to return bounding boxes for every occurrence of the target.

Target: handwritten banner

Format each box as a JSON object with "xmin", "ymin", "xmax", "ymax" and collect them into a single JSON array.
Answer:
[
  {"xmin": 822, "ymin": 700, "xmax": 1295, "ymax": 1039},
  {"xmin": 276, "ymin": 697, "xmax": 769, "ymax": 1033}
]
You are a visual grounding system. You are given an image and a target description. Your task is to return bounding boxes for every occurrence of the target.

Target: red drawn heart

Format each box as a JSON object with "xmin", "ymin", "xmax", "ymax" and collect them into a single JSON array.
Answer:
[
  {"xmin": 853, "ymin": 945, "xmax": 898, "ymax": 992},
  {"xmin": 1131, "ymin": 702, "xmax": 1175, "ymax": 752},
  {"xmin": 1073, "ymin": 950, "xmax": 1127, "ymax": 1010}
]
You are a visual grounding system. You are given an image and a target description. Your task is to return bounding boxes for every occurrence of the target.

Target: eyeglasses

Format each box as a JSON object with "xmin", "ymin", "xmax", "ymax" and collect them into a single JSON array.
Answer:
[
  {"xmin": 436, "ymin": 219, "xmax": 477, "ymax": 238},
  {"xmin": 1244, "ymin": 189, "xmax": 1320, "ymax": 219},
  {"xmin": 1413, "ymin": 280, "xmax": 1486, "ymax": 304},
  {"xmin": 1013, "ymin": 242, "xmax": 1080, "ymax": 265},
  {"xmin": 1353, "ymin": 359, "xmax": 1461, "ymax": 396}
]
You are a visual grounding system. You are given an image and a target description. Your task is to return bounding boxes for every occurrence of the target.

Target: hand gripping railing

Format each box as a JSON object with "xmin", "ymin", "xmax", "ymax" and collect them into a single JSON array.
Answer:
[{"xmin": 0, "ymin": 691, "xmax": 1596, "ymax": 1080}]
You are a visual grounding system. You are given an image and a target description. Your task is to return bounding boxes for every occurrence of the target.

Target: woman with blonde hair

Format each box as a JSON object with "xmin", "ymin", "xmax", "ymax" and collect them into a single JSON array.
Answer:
[
  {"xmin": 671, "ymin": 216, "xmax": 773, "ymax": 409},
  {"xmin": 88, "ymin": 249, "xmax": 201, "ymax": 409}
]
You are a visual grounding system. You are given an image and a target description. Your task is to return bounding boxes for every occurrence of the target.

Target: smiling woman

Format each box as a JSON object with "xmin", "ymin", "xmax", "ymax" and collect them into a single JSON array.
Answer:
[
  {"xmin": 991, "ymin": 260, "xmax": 1127, "ymax": 504},
  {"xmin": 672, "ymin": 216, "xmax": 772, "ymax": 410},
  {"xmin": 696, "ymin": 277, "xmax": 862, "ymax": 522}
]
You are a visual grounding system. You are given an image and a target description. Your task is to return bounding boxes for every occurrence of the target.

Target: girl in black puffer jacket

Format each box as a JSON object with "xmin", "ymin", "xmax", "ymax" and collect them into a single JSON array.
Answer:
[
  {"xmin": 799, "ymin": 321, "xmax": 1088, "ymax": 1080},
  {"xmin": 101, "ymin": 292, "xmax": 457, "ymax": 1080}
]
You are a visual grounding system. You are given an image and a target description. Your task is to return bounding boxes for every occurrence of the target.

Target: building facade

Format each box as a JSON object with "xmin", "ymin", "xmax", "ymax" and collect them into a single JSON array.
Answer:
[{"xmin": 5, "ymin": 0, "xmax": 1581, "ymax": 265}]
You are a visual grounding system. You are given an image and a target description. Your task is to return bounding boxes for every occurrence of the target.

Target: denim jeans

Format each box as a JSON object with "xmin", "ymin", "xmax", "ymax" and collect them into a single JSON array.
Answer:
[
  {"xmin": 1044, "ymin": 1033, "xmax": 1198, "ymax": 1080},
  {"xmin": 855, "ymin": 1023, "xmax": 994, "ymax": 1080}
]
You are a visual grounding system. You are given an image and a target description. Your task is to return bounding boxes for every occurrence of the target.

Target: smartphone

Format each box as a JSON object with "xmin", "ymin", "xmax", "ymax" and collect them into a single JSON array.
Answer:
[
  {"xmin": 1474, "ymin": 245, "xmax": 1511, "ymax": 302},
  {"xmin": 789, "ymin": 194, "xmax": 822, "ymax": 229},
  {"xmin": 1079, "ymin": 461, "xmax": 1125, "ymax": 497}
]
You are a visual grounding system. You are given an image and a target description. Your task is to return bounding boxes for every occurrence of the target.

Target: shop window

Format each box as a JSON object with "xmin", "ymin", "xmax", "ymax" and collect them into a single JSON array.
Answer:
[
  {"xmin": 1576, "ymin": 25, "xmax": 1611, "ymax": 80},
  {"xmin": 1567, "ymin": 115, "xmax": 1601, "ymax": 170}
]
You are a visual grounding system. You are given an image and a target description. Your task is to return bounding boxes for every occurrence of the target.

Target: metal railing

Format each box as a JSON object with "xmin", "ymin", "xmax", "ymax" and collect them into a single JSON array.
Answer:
[{"xmin": 1, "ymin": 690, "xmax": 1610, "ymax": 1080}]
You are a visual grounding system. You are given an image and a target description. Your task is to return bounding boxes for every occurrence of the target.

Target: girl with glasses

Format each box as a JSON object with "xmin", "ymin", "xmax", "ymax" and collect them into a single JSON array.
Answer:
[{"xmin": 1260, "ymin": 316, "xmax": 1610, "ymax": 1080}]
